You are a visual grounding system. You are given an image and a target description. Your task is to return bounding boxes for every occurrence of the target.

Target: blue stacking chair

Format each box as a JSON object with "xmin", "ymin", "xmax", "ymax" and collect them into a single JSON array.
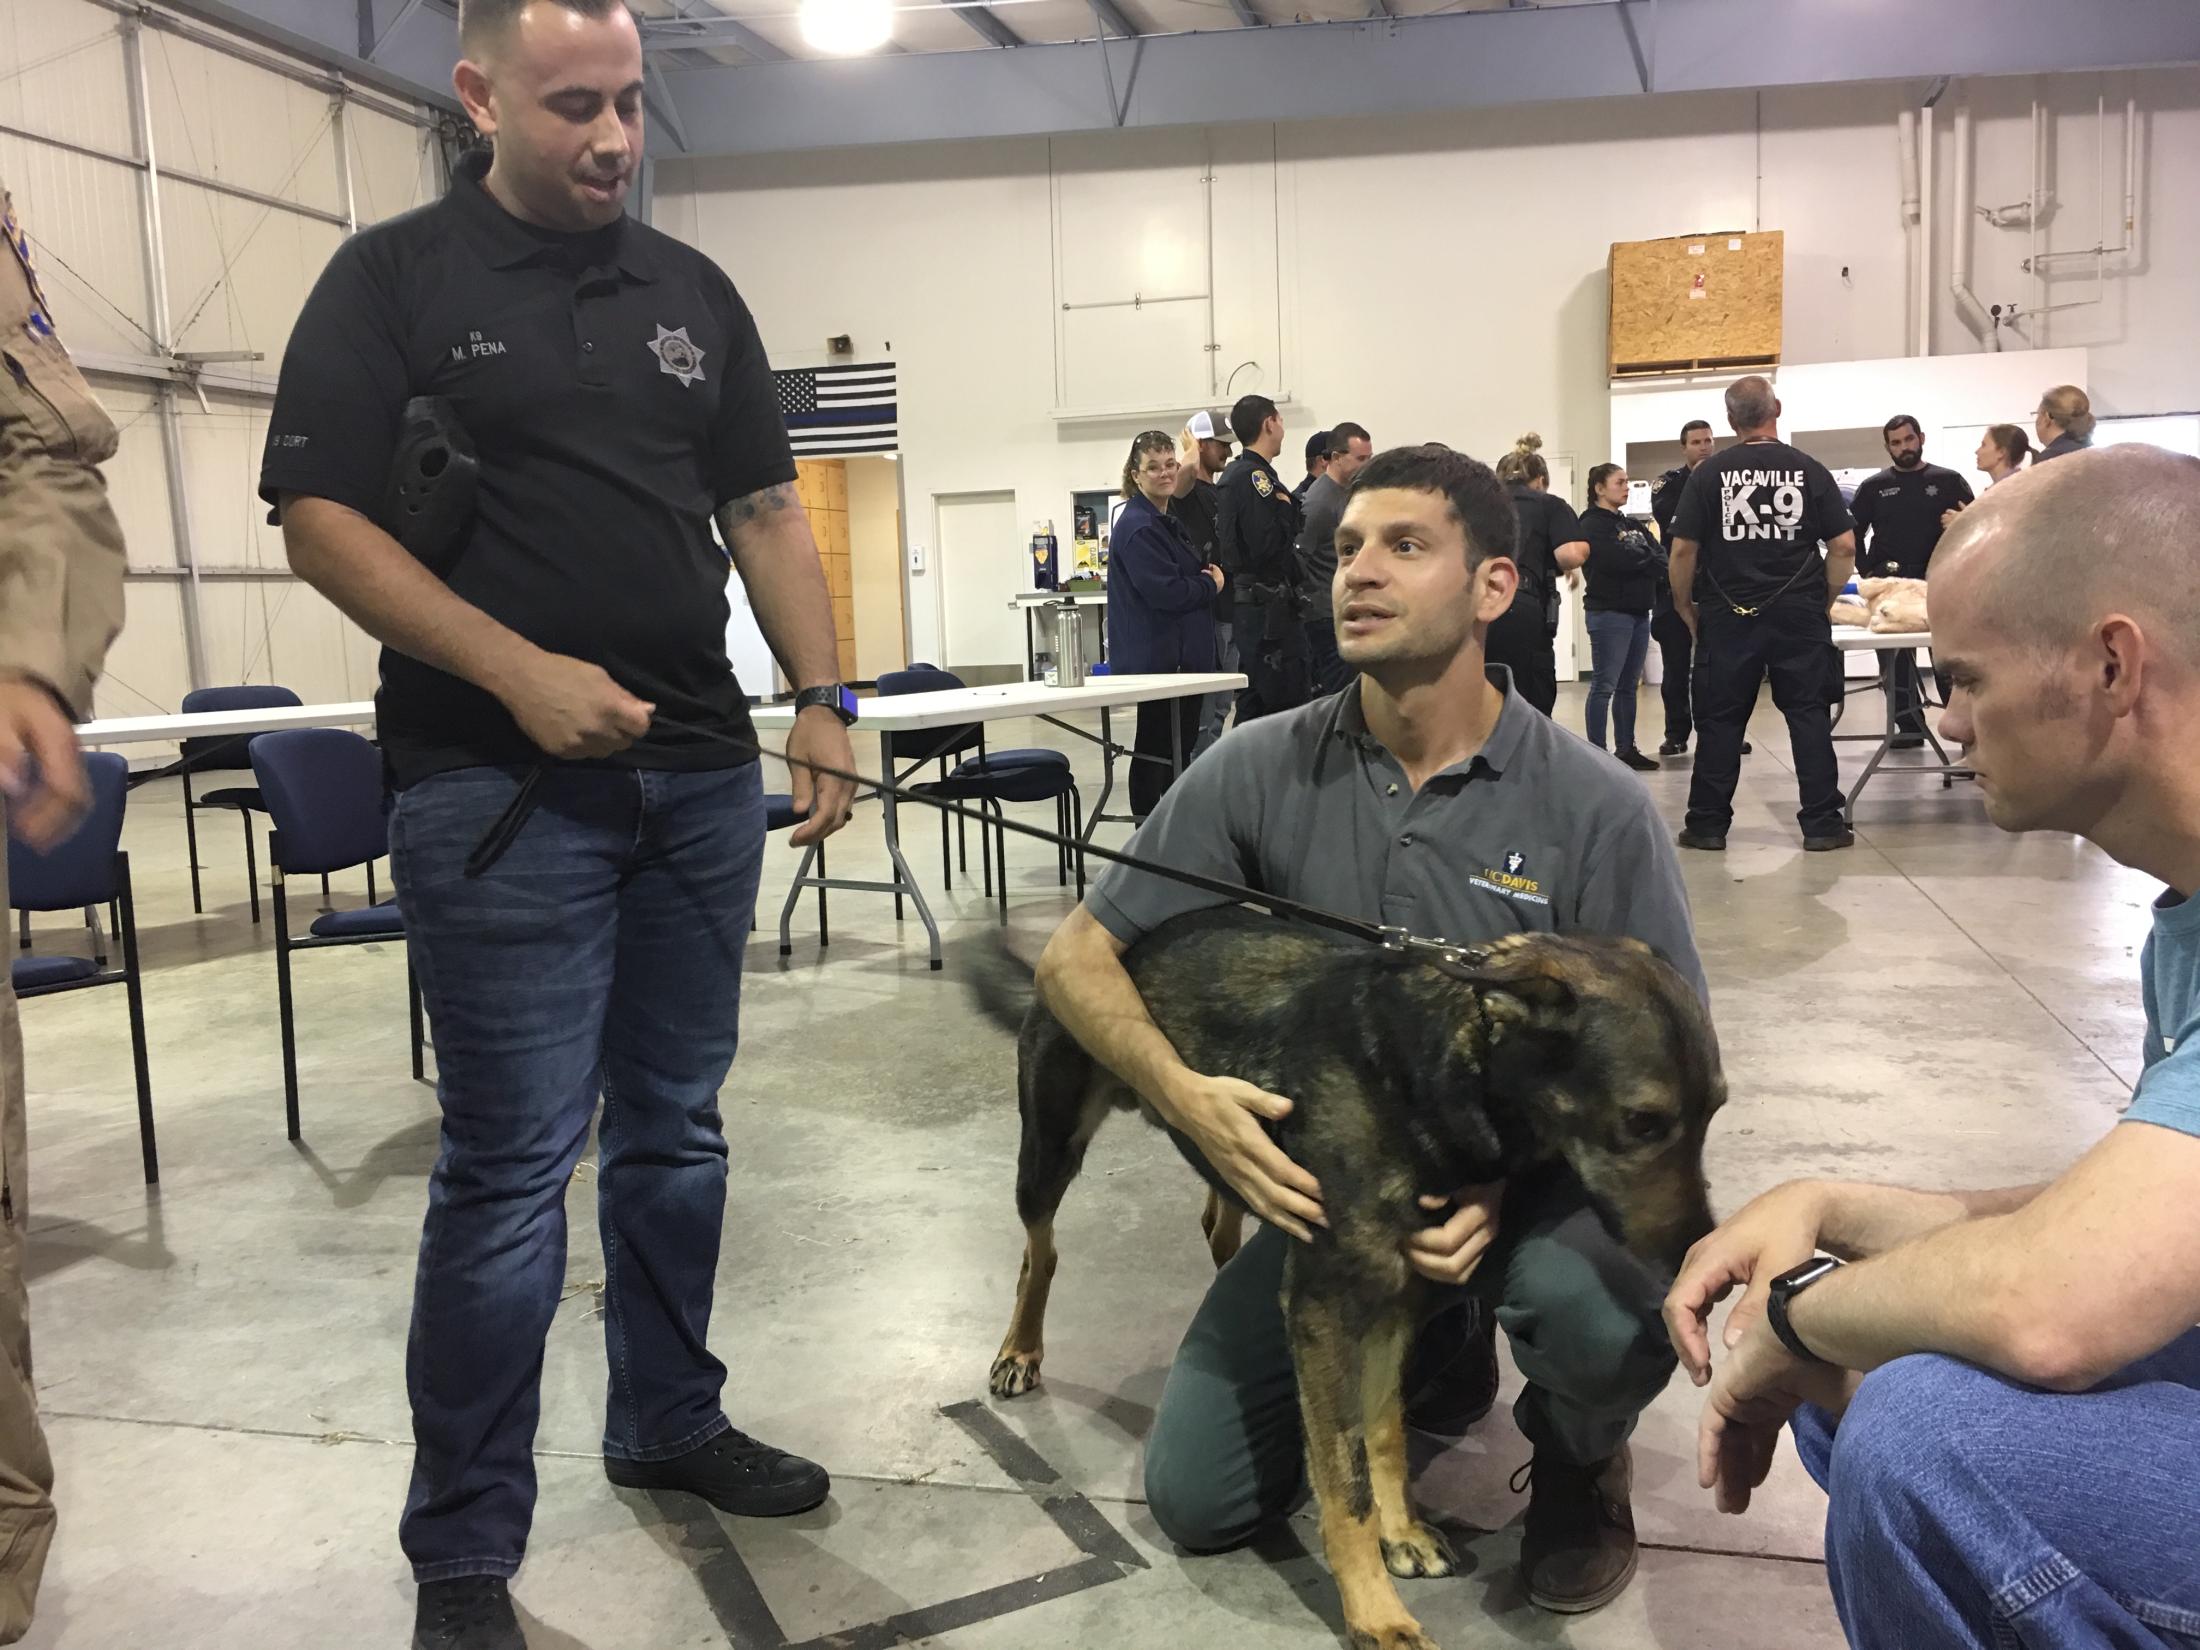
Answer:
[
  {"xmin": 248, "ymin": 730, "xmax": 424, "ymax": 1142},
  {"xmin": 178, "ymin": 684, "xmax": 304, "ymax": 924},
  {"xmin": 879, "ymin": 666, "xmax": 1072, "ymax": 899},
  {"xmin": 8, "ymin": 753, "xmax": 156, "ymax": 1183}
]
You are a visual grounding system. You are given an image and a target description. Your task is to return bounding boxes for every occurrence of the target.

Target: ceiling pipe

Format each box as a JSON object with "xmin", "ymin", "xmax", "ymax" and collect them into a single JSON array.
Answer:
[
  {"xmin": 1949, "ymin": 94, "xmax": 1992, "ymax": 341},
  {"xmin": 1917, "ymin": 96, "xmax": 1935, "ymax": 355},
  {"xmin": 1897, "ymin": 105, "xmax": 1919, "ymax": 353}
]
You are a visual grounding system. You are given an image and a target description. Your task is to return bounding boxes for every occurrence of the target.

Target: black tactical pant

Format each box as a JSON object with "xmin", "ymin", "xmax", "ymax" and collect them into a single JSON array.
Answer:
[{"xmin": 1232, "ymin": 597, "xmax": 1310, "ymax": 726}]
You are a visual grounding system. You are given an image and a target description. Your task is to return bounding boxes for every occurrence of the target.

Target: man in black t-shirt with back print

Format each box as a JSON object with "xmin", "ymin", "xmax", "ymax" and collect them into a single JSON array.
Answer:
[{"xmin": 1667, "ymin": 376, "xmax": 1857, "ymax": 853}]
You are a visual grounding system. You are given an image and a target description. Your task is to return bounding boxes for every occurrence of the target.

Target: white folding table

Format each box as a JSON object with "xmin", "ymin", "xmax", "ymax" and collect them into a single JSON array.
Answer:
[
  {"xmin": 79, "ymin": 702, "xmax": 378, "ymax": 748},
  {"xmin": 1831, "ymin": 628, "xmax": 1971, "ymax": 819},
  {"xmin": 752, "ymin": 671, "xmax": 1244, "ymax": 970}
]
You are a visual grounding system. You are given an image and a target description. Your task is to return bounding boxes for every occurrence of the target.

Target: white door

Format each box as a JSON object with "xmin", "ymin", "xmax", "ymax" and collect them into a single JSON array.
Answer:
[{"xmin": 934, "ymin": 491, "xmax": 1024, "ymax": 673}]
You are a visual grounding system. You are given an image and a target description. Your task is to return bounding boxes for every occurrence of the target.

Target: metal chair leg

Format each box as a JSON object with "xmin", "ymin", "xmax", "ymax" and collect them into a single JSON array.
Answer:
[
  {"xmin": 242, "ymin": 812, "xmax": 262, "ymax": 925},
  {"xmin": 815, "ymin": 837, "xmax": 829, "ymax": 948},
  {"xmin": 940, "ymin": 802, "xmax": 952, "ymax": 890},
  {"xmin": 183, "ymin": 775, "xmax": 204, "ymax": 915},
  {"xmin": 320, "ymin": 872, "xmax": 332, "ymax": 908},
  {"xmin": 993, "ymin": 801, "xmax": 1008, "ymax": 924},
  {"xmin": 116, "ymin": 854, "xmax": 157, "ymax": 1186},
  {"xmin": 367, "ymin": 860, "xmax": 378, "ymax": 906},
  {"xmin": 1070, "ymin": 783, "xmax": 1086, "ymax": 899},
  {"xmin": 86, "ymin": 905, "xmax": 106, "ymax": 968},
  {"xmin": 15, "ymin": 911, "xmax": 25, "ymax": 951},
  {"xmin": 271, "ymin": 853, "xmax": 299, "ymax": 1140}
]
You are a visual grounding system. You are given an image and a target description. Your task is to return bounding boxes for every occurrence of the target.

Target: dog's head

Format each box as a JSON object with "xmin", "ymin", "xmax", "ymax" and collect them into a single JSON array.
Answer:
[{"xmin": 1438, "ymin": 933, "xmax": 1724, "ymax": 1273}]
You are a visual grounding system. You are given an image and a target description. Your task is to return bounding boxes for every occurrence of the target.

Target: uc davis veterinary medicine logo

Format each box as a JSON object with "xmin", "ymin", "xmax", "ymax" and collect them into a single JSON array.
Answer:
[{"xmin": 1470, "ymin": 850, "xmax": 1548, "ymax": 907}]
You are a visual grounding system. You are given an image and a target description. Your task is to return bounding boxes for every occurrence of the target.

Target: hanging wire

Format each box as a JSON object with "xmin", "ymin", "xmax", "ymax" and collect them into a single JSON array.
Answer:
[{"xmin": 20, "ymin": 231, "xmax": 161, "ymax": 350}]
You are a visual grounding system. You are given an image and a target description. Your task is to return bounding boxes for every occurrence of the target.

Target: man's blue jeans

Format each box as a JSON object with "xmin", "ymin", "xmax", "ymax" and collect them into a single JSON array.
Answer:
[
  {"xmin": 388, "ymin": 761, "xmax": 766, "ymax": 1583},
  {"xmin": 1792, "ymin": 1329, "xmax": 2200, "ymax": 1648}
]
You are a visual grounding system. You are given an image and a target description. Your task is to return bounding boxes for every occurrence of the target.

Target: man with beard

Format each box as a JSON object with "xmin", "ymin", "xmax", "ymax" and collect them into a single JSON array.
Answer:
[{"xmin": 1850, "ymin": 415, "xmax": 1973, "ymax": 748}]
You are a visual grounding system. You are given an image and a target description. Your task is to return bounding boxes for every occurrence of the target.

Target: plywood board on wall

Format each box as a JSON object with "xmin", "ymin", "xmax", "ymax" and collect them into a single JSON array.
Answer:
[{"xmin": 1609, "ymin": 230, "xmax": 1782, "ymax": 378}]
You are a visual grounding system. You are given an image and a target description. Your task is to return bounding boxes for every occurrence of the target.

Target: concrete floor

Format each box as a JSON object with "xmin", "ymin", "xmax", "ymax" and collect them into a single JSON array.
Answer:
[{"xmin": 13, "ymin": 683, "xmax": 2154, "ymax": 1649}]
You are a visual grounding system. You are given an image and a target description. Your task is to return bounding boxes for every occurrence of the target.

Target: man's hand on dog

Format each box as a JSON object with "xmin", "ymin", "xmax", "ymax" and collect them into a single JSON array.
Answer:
[
  {"xmin": 1663, "ymin": 1181, "xmax": 1827, "ymax": 1385},
  {"xmin": 1407, "ymin": 1183, "xmax": 1505, "ymax": 1286},
  {"xmin": 1173, "ymin": 1074, "xmax": 1327, "ymax": 1241}
]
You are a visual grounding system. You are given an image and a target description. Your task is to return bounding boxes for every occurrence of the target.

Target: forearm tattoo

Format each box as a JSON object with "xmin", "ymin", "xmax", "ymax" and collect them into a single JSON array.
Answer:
[{"xmin": 720, "ymin": 482, "xmax": 800, "ymax": 533}]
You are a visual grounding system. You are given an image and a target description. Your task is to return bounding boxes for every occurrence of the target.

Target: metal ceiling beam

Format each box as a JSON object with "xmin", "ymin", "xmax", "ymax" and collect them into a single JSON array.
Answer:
[
  {"xmin": 164, "ymin": 0, "xmax": 461, "ymax": 109},
  {"xmin": 1087, "ymin": 0, "xmax": 1143, "ymax": 39},
  {"xmin": 956, "ymin": 4, "xmax": 1027, "ymax": 49},
  {"xmin": 1365, "ymin": 0, "xmax": 1396, "ymax": 18},
  {"xmin": 657, "ymin": 0, "xmax": 2200, "ymax": 158},
  {"xmin": 643, "ymin": 58, "xmax": 691, "ymax": 149},
  {"xmin": 639, "ymin": 16, "xmax": 791, "ymax": 58},
  {"xmin": 1225, "ymin": 0, "xmax": 1265, "ymax": 26}
]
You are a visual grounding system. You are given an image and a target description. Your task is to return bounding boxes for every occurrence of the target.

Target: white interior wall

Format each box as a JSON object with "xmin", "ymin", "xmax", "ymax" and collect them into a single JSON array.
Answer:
[
  {"xmin": 0, "ymin": 0, "xmax": 434, "ymax": 728},
  {"xmin": 662, "ymin": 68, "xmax": 2200, "ymax": 672}
]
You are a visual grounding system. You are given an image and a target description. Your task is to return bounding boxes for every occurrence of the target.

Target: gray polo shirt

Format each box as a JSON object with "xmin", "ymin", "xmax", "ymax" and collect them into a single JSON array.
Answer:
[{"xmin": 1087, "ymin": 674, "xmax": 1707, "ymax": 1001}]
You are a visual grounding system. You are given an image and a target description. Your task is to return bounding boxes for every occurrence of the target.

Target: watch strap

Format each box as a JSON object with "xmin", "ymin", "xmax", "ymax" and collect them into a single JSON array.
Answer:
[
  {"xmin": 794, "ymin": 684, "xmax": 858, "ymax": 725},
  {"xmin": 1766, "ymin": 1257, "xmax": 1841, "ymax": 1366}
]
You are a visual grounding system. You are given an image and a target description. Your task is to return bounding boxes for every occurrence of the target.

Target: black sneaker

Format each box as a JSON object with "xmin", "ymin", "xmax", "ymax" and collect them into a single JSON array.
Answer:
[
  {"xmin": 1741, "ymin": 740, "xmax": 1754, "ymax": 755},
  {"xmin": 1656, "ymin": 740, "xmax": 1688, "ymax": 757},
  {"xmin": 1891, "ymin": 736, "xmax": 1925, "ymax": 750},
  {"xmin": 1615, "ymin": 748, "xmax": 1660, "ymax": 773},
  {"xmin": 1803, "ymin": 828, "xmax": 1856, "ymax": 852},
  {"xmin": 414, "ymin": 1578, "xmax": 524, "ymax": 1650},
  {"xmin": 605, "ymin": 1428, "xmax": 830, "ymax": 1517},
  {"xmin": 1675, "ymin": 829, "xmax": 1727, "ymax": 852},
  {"xmin": 1403, "ymin": 1299, "xmax": 1499, "ymax": 1439}
]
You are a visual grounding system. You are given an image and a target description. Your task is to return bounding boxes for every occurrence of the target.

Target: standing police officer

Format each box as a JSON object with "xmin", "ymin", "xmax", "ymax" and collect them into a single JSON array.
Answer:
[
  {"xmin": 1850, "ymin": 414, "xmax": 1972, "ymax": 748},
  {"xmin": 1215, "ymin": 395, "xmax": 1308, "ymax": 724},
  {"xmin": 1668, "ymin": 377, "xmax": 1857, "ymax": 853},
  {"xmin": 1649, "ymin": 418, "xmax": 1717, "ymax": 755}
]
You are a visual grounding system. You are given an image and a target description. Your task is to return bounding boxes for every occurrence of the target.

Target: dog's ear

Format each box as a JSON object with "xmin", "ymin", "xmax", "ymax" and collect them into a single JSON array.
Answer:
[{"xmin": 1467, "ymin": 949, "xmax": 1579, "ymax": 1042}]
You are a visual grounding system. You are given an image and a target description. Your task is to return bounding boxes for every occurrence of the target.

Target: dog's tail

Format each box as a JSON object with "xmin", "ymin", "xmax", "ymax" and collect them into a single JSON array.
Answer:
[{"xmin": 962, "ymin": 931, "xmax": 1042, "ymax": 1037}]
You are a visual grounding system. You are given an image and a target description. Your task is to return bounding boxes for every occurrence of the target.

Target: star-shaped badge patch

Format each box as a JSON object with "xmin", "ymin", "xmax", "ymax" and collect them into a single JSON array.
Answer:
[{"xmin": 647, "ymin": 324, "xmax": 707, "ymax": 388}]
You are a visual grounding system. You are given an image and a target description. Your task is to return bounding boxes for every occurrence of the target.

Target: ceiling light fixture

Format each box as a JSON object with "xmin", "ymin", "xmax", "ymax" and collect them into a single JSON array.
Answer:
[{"xmin": 798, "ymin": 0, "xmax": 894, "ymax": 55}]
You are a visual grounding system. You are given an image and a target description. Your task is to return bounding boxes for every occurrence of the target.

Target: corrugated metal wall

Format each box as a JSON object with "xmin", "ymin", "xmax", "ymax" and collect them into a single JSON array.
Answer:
[{"xmin": 0, "ymin": 0, "xmax": 438, "ymax": 724}]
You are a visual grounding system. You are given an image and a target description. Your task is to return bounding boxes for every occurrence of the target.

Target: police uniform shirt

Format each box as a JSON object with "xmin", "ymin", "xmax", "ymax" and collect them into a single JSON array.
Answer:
[
  {"xmin": 1649, "ymin": 464, "xmax": 1693, "ymax": 542},
  {"xmin": 1503, "ymin": 484, "xmax": 1583, "ymax": 624},
  {"xmin": 1849, "ymin": 461, "xmax": 1974, "ymax": 578},
  {"xmin": 257, "ymin": 149, "xmax": 796, "ymax": 788},
  {"xmin": 1672, "ymin": 438, "xmax": 1852, "ymax": 613},
  {"xmin": 1215, "ymin": 452, "xmax": 1301, "ymax": 594}
]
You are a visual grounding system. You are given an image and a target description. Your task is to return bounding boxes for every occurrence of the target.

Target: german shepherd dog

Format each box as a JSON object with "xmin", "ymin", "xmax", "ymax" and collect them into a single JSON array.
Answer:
[{"xmin": 988, "ymin": 906, "xmax": 1724, "ymax": 1650}]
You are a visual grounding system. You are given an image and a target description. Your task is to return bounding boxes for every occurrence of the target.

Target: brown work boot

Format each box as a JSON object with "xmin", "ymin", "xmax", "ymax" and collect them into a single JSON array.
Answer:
[{"xmin": 1514, "ymin": 1446, "xmax": 1638, "ymax": 1613}]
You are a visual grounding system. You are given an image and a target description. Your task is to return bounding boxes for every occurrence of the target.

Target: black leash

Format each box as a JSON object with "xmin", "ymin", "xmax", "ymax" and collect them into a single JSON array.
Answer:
[{"xmin": 464, "ymin": 710, "xmax": 1478, "ymax": 968}]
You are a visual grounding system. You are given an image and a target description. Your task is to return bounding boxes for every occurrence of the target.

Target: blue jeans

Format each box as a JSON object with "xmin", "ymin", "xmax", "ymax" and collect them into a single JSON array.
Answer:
[
  {"xmin": 388, "ymin": 761, "xmax": 766, "ymax": 1583},
  {"xmin": 1584, "ymin": 608, "xmax": 1651, "ymax": 752},
  {"xmin": 1791, "ymin": 1330, "xmax": 2200, "ymax": 1648}
]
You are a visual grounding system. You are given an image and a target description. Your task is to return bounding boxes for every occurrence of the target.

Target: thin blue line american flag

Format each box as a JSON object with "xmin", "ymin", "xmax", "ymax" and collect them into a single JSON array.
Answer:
[{"xmin": 774, "ymin": 361, "xmax": 899, "ymax": 457}]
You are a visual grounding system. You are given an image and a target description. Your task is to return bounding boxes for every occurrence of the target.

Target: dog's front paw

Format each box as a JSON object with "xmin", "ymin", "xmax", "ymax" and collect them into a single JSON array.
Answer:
[
  {"xmin": 1380, "ymin": 1523, "xmax": 1458, "ymax": 1580},
  {"xmin": 1347, "ymin": 1622, "xmax": 1442, "ymax": 1650},
  {"xmin": 989, "ymin": 1351, "xmax": 1042, "ymax": 1399}
]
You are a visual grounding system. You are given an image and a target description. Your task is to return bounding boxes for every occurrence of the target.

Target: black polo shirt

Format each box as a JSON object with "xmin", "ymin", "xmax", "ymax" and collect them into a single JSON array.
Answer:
[
  {"xmin": 1672, "ymin": 438, "xmax": 1851, "ymax": 613},
  {"xmin": 1850, "ymin": 461, "xmax": 1973, "ymax": 578},
  {"xmin": 258, "ymin": 150, "xmax": 796, "ymax": 787}
]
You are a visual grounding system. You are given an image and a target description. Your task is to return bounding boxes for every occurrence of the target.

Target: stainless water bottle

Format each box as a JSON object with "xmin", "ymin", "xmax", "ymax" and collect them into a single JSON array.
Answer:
[{"xmin": 1050, "ymin": 598, "xmax": 1086, "ymax": 688}]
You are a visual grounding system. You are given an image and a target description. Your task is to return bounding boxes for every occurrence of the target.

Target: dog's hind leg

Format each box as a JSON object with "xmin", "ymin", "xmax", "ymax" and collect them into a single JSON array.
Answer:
[
  {"xmin": 1284, "ymin": 1279, "xmax": 1442, "ymax": 1650},
  {"xmin": 990, "ymin": 1047, "xmax": 1113, "ymax": 1400},
  {"xmin": 1200, "ymin": 1187, "xmax": 1245, "ymax": 1270}
]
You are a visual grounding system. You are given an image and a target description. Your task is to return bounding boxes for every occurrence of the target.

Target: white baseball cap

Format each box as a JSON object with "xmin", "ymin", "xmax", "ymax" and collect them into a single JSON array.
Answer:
[{"xmin": 1186, "ymin": 410, "xmax": 1232, "ymax": 445}]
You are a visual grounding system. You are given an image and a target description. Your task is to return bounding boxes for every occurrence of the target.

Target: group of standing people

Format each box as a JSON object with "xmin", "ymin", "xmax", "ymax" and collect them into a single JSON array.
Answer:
[{"xmin": 1106, "ymin": 396, "xmax": 1373, "ymax": 819}]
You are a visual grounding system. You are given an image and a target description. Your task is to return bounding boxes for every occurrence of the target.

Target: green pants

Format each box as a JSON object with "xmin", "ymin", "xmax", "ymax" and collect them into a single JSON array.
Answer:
[{"xmin": 1141, "ymin": 1169, "xmax": 1676, "ymax": 1551}]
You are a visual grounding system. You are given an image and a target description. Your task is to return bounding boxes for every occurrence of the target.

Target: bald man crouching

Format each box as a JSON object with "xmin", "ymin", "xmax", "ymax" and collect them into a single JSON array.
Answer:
[{"xmin": 1661, "ymin": 446, "xmax": 2200, "ymax": 1649}]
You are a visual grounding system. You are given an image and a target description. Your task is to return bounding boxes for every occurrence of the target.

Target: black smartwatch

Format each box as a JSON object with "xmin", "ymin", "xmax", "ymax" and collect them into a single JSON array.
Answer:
[
  {"xmin": 793, "ymin": 684, "xmax": 859, "ymax": 726},
  {"xmin": 1765, "ymin": 1256, "xmax": 1842, "ymax": 1365}
]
